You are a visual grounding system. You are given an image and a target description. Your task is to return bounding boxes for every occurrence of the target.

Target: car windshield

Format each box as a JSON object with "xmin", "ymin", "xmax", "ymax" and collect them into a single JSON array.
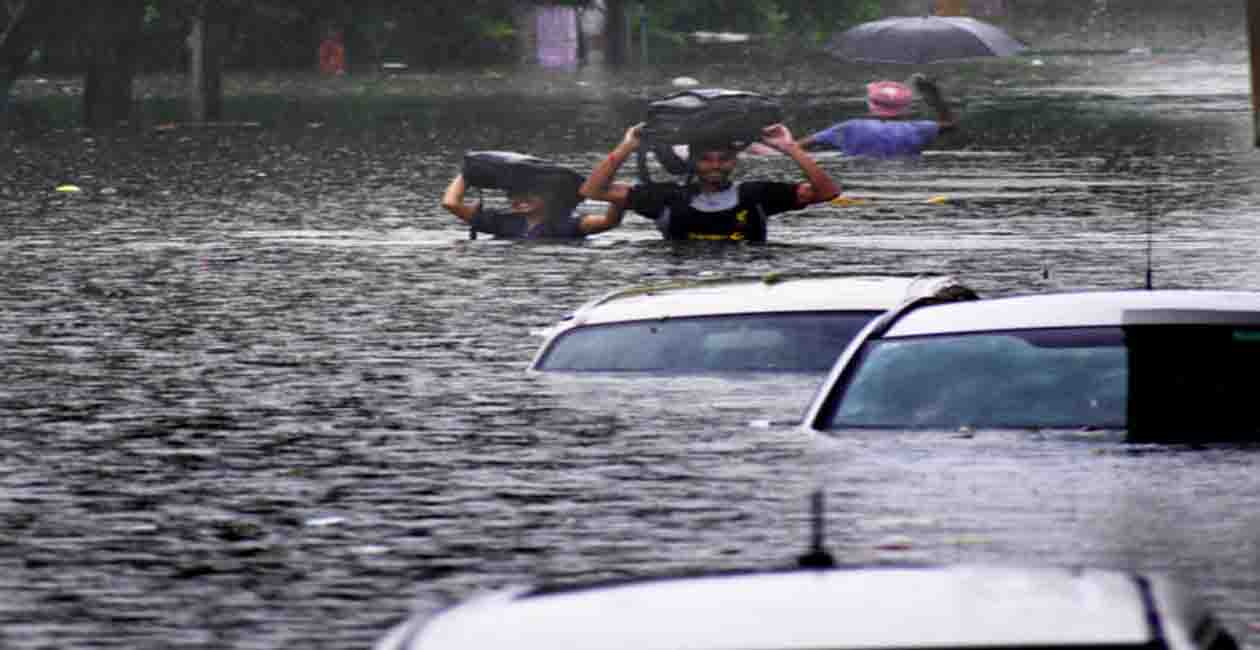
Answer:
[
  {"xmin": 819, "ymin": 325, "xmax": 1260, "ymax": 436},
  {"xmin": 535, "ymin": 311, "xmax": 879, "ymax": 373},
  {"xmin": 811, "ymin": 646, "xmax": 1156, "ymax": 650}
]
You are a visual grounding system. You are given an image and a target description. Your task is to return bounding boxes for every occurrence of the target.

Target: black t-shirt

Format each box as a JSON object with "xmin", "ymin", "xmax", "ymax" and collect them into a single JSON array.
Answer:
[
  {"xmin": 625, "ymin": 181, "xmax": 800, "ymax": 242},
  {"xmin": 469, "ymin": 209, "xmax": 585, "ymax": 240}
]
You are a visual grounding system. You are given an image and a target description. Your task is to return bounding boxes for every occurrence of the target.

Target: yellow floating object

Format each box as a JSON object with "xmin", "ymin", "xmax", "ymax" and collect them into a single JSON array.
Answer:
[
  {"xmin": 55, "ymin": 184, "xmax": 82, "ymax": 193},
  {"xmin": 830, "ymin": 195, "xmax": 870, "ymax": 206},
  {"xmin": 925, "ymin": 195, "xmax": 950, "ymax": 204}
]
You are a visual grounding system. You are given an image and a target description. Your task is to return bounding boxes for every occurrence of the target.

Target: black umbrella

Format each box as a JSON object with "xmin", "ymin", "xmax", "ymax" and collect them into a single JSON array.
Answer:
[{"xmin": 827, "ymin": 15, "xmax": 1027, "ymax": 65}]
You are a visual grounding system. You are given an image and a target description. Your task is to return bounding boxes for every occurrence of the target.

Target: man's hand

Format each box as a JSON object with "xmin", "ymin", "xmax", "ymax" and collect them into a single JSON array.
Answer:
[
  {"xmin": 910, "ymin": 73, "xmax": 942, "ymax": 99},
  {"xmin": 620, "ymin": 122, "xmax": 645, "ymax": 150},
  {"xmin": 761, "ymin": 123, "xmax": 797, "ymax": 152},
  {"xmin": 909, "ymin": 73, "xmax": 956, "ymax": 130}
]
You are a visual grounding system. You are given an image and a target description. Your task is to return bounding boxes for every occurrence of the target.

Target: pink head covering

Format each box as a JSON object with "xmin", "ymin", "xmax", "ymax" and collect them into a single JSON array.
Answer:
[{"xmin": 866, "ymin": 81, "xmax": 913, "ymax": 118}]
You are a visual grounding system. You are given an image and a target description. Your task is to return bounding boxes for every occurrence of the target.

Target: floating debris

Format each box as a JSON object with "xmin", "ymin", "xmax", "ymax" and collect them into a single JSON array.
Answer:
[
  {"xmin": 873, "ymin": 535, "xmax": 915, "ymax": 551},
  {"xmin": 305, "ymin": 516, "xmax": 346, "ymax": 528},
  {"xmin": 55, "ymin": 184, "xmax": 81, "ymax": 193}
]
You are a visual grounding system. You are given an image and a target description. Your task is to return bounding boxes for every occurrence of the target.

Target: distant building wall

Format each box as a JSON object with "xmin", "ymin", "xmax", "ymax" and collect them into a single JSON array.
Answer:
[
  {"xmin": 537, "ymin": 6, "xmax": 578, "ymax": 68},
  {"xmin": 516, "ymin": 1, "xmax": 608, "ymax": 66},
  {"xmin": 580, "ymin": 0, "xmax": 609, "ymax": 64}
]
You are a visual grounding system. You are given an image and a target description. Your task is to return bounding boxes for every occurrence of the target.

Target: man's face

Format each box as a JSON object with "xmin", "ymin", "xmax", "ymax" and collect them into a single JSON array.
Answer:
[
  {"xmin": 508, "ymin": 192, "xmax": 546, "ymax": 215},
  {"xmin": 694, "ymin": 149, "xmax": 738, "ymax": 186}
]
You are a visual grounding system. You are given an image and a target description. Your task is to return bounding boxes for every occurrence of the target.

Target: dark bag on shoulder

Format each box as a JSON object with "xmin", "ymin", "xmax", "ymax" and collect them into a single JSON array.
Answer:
[{"xmin": 462, "ymin": 151, "xmax": 584, "ymax": 198}]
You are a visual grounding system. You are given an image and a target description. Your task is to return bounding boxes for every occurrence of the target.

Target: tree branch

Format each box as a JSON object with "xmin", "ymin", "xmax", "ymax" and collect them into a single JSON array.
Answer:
[{"xmin": 0, "ymin": 0, "xmax": 30, "ymax": 52}]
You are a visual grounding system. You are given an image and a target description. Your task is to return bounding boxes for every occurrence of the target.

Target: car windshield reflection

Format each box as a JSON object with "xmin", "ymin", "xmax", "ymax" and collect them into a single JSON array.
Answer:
[
  {"xmin": 535, "ymin": 311, "xmax": 878, "ymax": 373},
  {"xmin": 822, "ymin": 324, "xmax": 1260, "ymax": 436}
]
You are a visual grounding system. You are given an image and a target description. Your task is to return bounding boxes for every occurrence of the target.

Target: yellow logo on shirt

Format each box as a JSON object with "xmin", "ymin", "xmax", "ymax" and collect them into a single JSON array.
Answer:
[
  {"xmin": 684, "ymin": 209, "xmax": 750, "ymax": 241},
  {"xmin": 687, "ymin": 232, "xmax": 746, "ymax": 241}
]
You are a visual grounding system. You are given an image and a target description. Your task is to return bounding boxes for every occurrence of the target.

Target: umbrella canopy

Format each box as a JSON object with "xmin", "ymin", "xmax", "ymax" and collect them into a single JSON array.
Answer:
[{"xmin": 827, "ymin": 15, "xmax": 1027, "ymax": 65}]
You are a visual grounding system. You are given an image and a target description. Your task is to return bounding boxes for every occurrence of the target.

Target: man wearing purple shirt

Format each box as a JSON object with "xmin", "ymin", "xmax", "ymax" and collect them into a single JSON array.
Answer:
[{"xmin": 799, "ymin": 74, "xmax": 957, "ymax": 159}]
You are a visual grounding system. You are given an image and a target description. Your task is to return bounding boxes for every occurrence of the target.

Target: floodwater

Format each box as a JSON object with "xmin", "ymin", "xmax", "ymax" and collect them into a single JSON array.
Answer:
[{"xmin": 2, "ymin": 51, "xmax": 1260, "ymax": 649}]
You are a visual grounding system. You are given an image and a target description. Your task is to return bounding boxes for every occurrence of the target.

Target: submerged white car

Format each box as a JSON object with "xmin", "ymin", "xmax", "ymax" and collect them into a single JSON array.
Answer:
[
  {"xmin": 529, "ymin": 273, "xmax": 977, "ymax": 373},
  {"xmin": 802, "ymin": 289, "xmax": 1260, "ymax": 442},
  {"xmin": 374, "ymin": 563, "xmax": 1239, "ymax": 650}
]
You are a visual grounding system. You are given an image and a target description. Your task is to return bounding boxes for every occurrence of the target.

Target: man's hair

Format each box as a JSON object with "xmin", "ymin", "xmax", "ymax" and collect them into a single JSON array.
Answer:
[
  {"xmin": 688, "ymin": 139, "xmax": 742, "ymax": 156},
  {"xmin": 544, "ymin": 190, "xmax": 582, "ymax": 220},
  {"xmin": 519, "ymin": 178, "xmax": 581, "ymax": 220}
]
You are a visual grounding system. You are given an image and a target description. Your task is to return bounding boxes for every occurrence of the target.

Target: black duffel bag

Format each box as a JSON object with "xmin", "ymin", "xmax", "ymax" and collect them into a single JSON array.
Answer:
[
  {"xmin": 638, "ymin": 89, "xmax": 783, "ymax": 180},
  {"xmin": 642, "ymin": 88, "xmax": 783, "ymax": 149},
  {"xmin": 462, "ymin": 151, "xmax": 584, "ymax": 198}
]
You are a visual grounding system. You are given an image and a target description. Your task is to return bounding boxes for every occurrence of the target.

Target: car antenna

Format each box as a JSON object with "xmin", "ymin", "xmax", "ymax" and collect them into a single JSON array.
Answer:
[
  {"xmin": 796, "ymin": 489, "xmax": 835, "ymax": 568},
  {"xmin": 1144, "ymin": 210, "xmax": 1154, "ymax": 290}
]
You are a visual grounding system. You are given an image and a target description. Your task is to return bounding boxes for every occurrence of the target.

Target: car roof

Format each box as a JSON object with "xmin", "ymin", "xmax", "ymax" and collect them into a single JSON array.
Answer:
[
  {"xmin": 398, "ymin": 565, "xmax": 1183, "ymax": 650},
  {"xmin": 882, "ymin": 289, "xmax": 1260, "ymax": 338},
  {"xmin": 560, "ymin": 274, "xmax": 972, "ymax": 327}
]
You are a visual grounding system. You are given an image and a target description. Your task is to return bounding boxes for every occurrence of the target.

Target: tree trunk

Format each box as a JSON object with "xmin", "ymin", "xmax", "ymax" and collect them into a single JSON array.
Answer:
[
  {"xmin": 1250, "ymin": 0, "xmax": 1260, "ymax": 147},
  {"xmin": 187, "ymin": 11, "xmax": 224, "ymax": 122},
  {"xmin": 82, "ymin": 0, "xmax": 144, "ymax": 129},
  {"xmin": 83, "ymin": 50, "xmax": 136, "ymax": 129},
  {"xmin": 0, "ymin": 62, "xmax": 17, "ymax": 124},
  {"xmin": 0, "ymin": 0, "xmax": 31, "ymax": 53},
  {"xmin": 513, "ymin": 4, "xmax": 537, "ymax": 65},
  {"xmin": 604, "ymin": 0, "xmax": 626, "ymax": 65},
  {"xmin": 1, "ymin": 0, "xmax": 32, "ymax": 122},
  {"xmin": 935, "ymin": 0, "xmax": 968, "ymax": 15}
]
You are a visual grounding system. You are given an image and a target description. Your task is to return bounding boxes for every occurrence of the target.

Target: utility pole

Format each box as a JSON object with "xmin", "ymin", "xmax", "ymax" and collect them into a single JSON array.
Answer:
[
  {"xmin": 1250, "ymin": 0, "xmax": 1260, "ymax": 147},
  {"xmin": 639, "ymin": 2, "xmax": 647, "ymax": 64}
]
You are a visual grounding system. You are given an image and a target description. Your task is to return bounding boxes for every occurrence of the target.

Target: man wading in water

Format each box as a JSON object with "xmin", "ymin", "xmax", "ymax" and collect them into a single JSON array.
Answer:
[
  {"xmin": 580, "ymin": 122, "xmax": 839, "ymax": 242},
  {"xmin": 442, "ymin": 172, "xmax": 624, "ymax": 240},
  {"xmin": 798, "ymin": 74, "xmax": 957, "ymax": 159}
]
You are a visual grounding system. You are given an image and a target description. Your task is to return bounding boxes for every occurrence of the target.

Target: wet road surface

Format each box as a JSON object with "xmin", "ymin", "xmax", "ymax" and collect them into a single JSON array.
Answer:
[{"xmin": 1, "ymin": 52, "xmax": 1259, "ymax": 649}]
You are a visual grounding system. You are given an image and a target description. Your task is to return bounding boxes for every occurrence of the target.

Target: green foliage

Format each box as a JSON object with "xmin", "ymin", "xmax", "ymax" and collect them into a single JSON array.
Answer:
[
  {"xmin": 143, "ymin": 3, "xmax": 161, "ymax": 27},
  {"xmin": 618, "ymin": 0, "xmax": 886, "ymax": 63},
  {"xmin": 480, "ymin": 19, "xmax": 516, "ymax": 41},
  {"xmin": 641, "ymin": 0, "xmax": 783, "ymax": 35},
  {"xmin": 775, "ymin": 0, "xmax": 882, "ymax": 42},
  {"xmin": 631, "ymin": 0, "xmax": 887, "ymax": 47}
]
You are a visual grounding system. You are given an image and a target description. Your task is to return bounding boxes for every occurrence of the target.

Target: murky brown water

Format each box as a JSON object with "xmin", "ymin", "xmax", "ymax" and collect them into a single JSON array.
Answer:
[{"xmin": 2, "ymin": 52, "xmax": 1259, "ymax": 649}]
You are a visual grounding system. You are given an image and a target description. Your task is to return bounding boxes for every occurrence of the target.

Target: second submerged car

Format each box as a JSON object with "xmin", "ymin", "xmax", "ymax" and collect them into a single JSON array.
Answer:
[{"xmin": 802, "ymin": 288, "xmax": 1260, "ymax": 442}]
